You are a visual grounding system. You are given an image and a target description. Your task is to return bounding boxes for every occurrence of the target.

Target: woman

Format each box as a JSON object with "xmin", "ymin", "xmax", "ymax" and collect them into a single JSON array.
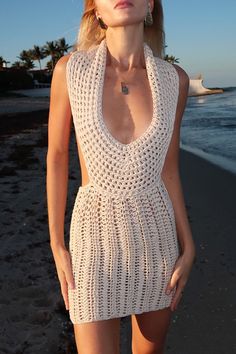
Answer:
[{"xmin": 47, "ymin": 0, "xmax": 196, "ymax": 353}]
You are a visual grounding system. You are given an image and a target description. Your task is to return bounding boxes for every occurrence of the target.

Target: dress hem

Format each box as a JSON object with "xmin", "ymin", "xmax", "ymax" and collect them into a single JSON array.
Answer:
[{"xmin": 69, "ymin": 301, "xmax": 172, "ymax": 325}]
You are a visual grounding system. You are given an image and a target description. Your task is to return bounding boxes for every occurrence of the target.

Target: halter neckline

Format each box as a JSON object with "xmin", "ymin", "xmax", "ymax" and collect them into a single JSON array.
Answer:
[{"xmin": 96, "ymin": 37, "xmax": 159, "ymax": 149}]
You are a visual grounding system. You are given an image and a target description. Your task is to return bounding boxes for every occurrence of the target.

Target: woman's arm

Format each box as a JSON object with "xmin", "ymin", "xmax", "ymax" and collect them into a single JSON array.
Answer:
[
  {"xmin": 46, "ymin": 54, "xmax": 75, "ymax": 310},
  {"xmin": 161, "ymin": 64, "xmax": 195, "ymax": 257},
  {"xmin": 161, "ymin": 64, "xmax": 196, "ymax": 311},
  {"xmin": 46, "ymin": 54, "xmax": 72, "ymax": 249}
]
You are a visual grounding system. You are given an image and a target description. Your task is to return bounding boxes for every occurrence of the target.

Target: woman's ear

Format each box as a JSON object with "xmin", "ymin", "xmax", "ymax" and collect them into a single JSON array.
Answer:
[{"xmin": 150, "ymin": 0, "xmax": 154, "ymax": 12}]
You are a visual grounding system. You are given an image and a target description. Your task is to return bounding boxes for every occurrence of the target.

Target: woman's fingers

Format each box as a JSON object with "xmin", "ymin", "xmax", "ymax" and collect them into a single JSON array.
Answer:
[
  {"xmin": 62, "ymin": 251, "xmax": 75, "ymax": 290},
  {"xmin": 165, "ymin": 266, "xmax": 185, "ymax": 312},
  {"xmin": 170, "ymin": 279, "xmax": 186, "ymax": 311},
  {"xmin": 59, "ymin": 272, "xmax": 70, "ymax": 310},
  {"xmin": 165, "ymin": 256, "xmax": 186, "ymax": 311},
  {"xmin": 58, "ymin": 260, "xmax": 75, "ymax": 310},
  {"xmin": 165, "ymin": 252, "xmax": 195, "ymax": 311},
  {"xmin": 165, "ymin": 265, "xmax": 181, "ymax": 295},
  {"xmin": 52, "ymin": 245, "xmax": 76, "ymax": 310}
]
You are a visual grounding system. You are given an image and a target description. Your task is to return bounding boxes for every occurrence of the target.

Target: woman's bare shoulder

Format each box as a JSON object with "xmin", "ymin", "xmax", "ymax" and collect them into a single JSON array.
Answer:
[
  {"xmin": 172, "ymin": 63, "xmax": 190, "ymax": 88},
  {"xmin": 54, "ymin": 49, "xmax": 89, "ymax": 75},
  {"xmin": 53, "ymin": 53, "xmax": 74, "ymax": 74},
  {"xmin": 155, "ymin": 57, "xmax": 189, "ymax": 87},
  {"xmin": 172, "ymin": 64, "xmax": 190, "ymax": 124}
]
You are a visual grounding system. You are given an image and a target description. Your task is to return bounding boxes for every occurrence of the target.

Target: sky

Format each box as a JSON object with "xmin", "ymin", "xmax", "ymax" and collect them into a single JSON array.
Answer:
[{"xmin": 1, "ymin": 0, "xmax": 236, "ymax": 87}]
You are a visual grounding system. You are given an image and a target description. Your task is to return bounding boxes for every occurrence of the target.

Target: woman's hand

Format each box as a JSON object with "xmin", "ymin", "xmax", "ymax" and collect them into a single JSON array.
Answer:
[
  {"xmin": 165, "ymin": 248, "xmax": 196, "ymax": 311},
  {"xmin": 51, "ymin": 244, "xmax": 75, "ymax": 310}
]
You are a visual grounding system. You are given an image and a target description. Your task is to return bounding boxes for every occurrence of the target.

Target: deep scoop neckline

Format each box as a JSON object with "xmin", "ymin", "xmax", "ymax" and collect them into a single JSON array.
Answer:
[{"xmin": 97, "ymin": 37, "xmax": 158, "ymax": 150}]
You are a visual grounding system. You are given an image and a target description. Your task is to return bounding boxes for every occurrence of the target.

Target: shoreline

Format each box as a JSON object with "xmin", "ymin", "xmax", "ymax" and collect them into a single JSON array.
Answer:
[
  {"xmin": 180, "ymin": 142, "xmax": 236, "ymax": 176},
  {"xmin": 0, "ymin": 96, "xmax": 49, "ymax": 116}
]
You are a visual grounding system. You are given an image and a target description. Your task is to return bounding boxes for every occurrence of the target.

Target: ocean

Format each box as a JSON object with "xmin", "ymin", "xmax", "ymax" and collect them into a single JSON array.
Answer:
[{"xmin": 180, "ymin": 86, "xmax": 236, "ymax": 175}]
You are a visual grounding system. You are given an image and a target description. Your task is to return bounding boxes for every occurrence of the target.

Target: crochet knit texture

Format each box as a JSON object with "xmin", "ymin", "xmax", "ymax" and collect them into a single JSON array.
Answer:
[{"xmin": 67, "ymin": 37, "xmax": 181, "ymax": 324}]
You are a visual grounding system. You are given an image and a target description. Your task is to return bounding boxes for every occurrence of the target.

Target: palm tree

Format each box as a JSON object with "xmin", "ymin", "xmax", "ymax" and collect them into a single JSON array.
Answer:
[
  {"xmin": 163, "ymin": 44, "xmax": 180, "ymax": 64},
  {"xmin": 17, "ymin": 50, "xmax": 35, "ymax": 69},
  {"xmin": 29, "ymin": 45, "xmax": 46, "ymax": 71},
  {"xmin": 11, "ymin": 61, "xmax": 24, "ymax": 69},
  {"xmin": 43, "ymin": 41, "xmax": 58, "ymax": 71},
  {"xmin": 0, "ymin": 56, "xmax": 4, "ymax": 69},
  {"xmin": 18, "ymin": 50, "xmax": 31, "ymax": 62},
  {"xmin": 56, "ymin": 37, "xmax": 71, "ymax": 56},
  {"xmin": 164, "ymin": 55, "xmax": 180, "ymax": 64},
  {"xmin": 46, "ymin": 60, "xmax": 54, "ymax": 72},
  {"xmin": 23, "ymin": 59, "xmax": 35, "ymax": 70},
  {"xmin": 44, "ymin": 38, "xmax": 72, "ymax": 72}
]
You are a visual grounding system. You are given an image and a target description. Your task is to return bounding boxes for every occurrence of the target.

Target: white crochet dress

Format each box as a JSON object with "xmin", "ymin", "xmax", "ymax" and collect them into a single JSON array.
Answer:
[{"xmin": 67, "ymin": 37, "xmax": 180, "ymax": 324}]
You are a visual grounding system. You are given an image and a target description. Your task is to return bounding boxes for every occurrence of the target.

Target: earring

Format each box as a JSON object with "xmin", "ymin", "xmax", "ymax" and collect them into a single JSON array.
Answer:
[
  {"xmin": 96, "ymin": 15, "xmax": 108, "ymax": 30},
  {"xmin": 144, "ymin": 2, "xmax": 153, "ymax": 26}
]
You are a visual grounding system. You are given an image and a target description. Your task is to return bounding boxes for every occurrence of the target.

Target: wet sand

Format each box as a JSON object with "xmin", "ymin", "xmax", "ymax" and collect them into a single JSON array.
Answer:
[
  {"xmin": 0, "ymin": 109, "xmax": 235, "ymax": 353},
  {"xmin": 0, "ymin": 96, "xmax": 49, "ymax": 115}
]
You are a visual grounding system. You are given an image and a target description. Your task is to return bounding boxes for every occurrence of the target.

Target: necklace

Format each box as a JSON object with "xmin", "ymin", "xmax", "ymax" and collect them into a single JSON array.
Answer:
[
  {"xmin": 120, "ymin": 72, "xmax": 137, "ymax": 95},
  {"xmin": 121, "ymin": 81, "xmax": 129, "ymax": 95},
  {"xmin": 105, "ymin": 39, "xmax": 145, "ymax": 96},
  {"xmin": 120, "ymin": 65, "xmax": 145, "ymax": 95}
]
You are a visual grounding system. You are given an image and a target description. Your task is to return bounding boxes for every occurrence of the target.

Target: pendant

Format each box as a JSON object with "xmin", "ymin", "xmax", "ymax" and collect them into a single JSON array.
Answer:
[{"xmin": 121, "ymin": 82, "xmax": 129, "ymax": 95}]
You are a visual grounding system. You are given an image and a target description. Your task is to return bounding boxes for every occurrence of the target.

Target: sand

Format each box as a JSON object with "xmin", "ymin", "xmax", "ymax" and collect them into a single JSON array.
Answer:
[
  {"xmin": 0, "ymin": 109, "xmax": 235, "ymax": 353},
  {"xmin": 0, "ymin": 96, "xmax": 49, "ymax": 115}
]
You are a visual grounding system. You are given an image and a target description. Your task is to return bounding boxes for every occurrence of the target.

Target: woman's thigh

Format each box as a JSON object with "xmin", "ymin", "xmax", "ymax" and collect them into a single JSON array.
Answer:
[
  {"xmin": 73, "ymin": 317, "xmax": 121, "ymax": 354},
  {"xmin": 131, "ymin": 307, "xmax": 173, "ymax": 354}
]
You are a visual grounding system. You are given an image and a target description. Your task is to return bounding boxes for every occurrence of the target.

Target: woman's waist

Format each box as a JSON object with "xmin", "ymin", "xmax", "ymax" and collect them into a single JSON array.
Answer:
[{"xmin": 77, "ymin": 179, "xmax": 165, "ymax": 199}]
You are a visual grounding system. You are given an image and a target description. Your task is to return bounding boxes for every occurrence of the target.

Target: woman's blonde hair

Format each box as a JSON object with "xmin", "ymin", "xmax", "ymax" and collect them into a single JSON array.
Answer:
[{"xmin": 76, "ymin": 0, "xmax": 165, "ymax": 58}]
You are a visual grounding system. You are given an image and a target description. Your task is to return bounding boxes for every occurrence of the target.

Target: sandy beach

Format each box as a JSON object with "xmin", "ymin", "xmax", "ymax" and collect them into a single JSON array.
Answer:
[
  {"xmin": 0, "ymin": 108, "xmax": 235, "ymax": 354},
  {"xmin": 0, "ymin": 96, "xmax": 49, "ymax": 115}
]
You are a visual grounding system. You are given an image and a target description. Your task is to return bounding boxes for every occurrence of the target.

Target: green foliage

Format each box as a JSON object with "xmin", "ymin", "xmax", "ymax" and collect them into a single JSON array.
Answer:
[
  {"xmin": 32, "ymin": 71, "xmax": 51, "ymax": 84},
  {"xmin": 28, "ymin": 45, "xmax": 46, "ymax": 71},
  {"xmin": 0, "ymin": 56, "xmax": 4, "ymax": 69},
  {"xmin": 164, "ymin": 54, "xmax": 180, "ymax": 64},
  {"xmin": 1, "ymin": 37, "xmax": 72, "ymax": 75},
  {"xmin": 43, "ymin": 38, "xmax": 72, "ymax": 72},
  {"xmin": 163, "ymin": 45, "xmax": 180, "ymax": 64},
  {"xmin": 0, "ymin": 69, "xmax": 34, "ymax": 92},
  {"xmin": 11, "ymin": 61, "xmax": 24, "ymax": 69}
]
